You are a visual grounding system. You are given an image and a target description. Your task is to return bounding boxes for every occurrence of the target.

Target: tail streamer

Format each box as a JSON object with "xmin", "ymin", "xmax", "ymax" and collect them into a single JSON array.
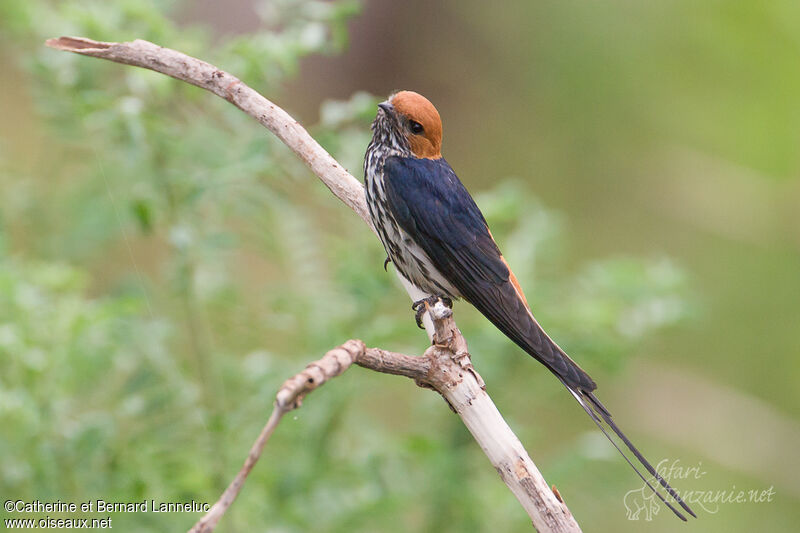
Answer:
[{"xmin": 560, "ymin": 379, "xmax": 696, "ymax": 521}]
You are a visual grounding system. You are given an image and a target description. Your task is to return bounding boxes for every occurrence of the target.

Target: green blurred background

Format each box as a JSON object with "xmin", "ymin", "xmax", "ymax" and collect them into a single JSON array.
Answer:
[{"xmin": 1, "ymin": 0, "xmax": 798, "ymax": 531}]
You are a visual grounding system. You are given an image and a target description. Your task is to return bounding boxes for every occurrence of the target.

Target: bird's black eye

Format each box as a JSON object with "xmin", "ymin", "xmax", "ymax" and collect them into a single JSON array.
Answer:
[{"xmin": 409, "ymin": 120, "xmax": 424, "ymax": 135}]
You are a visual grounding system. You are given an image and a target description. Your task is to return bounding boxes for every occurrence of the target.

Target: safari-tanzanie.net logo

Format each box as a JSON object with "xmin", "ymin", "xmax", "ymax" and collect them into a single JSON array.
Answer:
[{"xmin": 623, "ymin": 459, "xmax": 775, "ymax": 520}]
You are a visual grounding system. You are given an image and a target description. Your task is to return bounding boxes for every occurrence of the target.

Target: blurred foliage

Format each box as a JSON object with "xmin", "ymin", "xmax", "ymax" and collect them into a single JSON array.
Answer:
[{"xmin": 0, "ymin": 1, "xmax": 694, "ymax": 532}]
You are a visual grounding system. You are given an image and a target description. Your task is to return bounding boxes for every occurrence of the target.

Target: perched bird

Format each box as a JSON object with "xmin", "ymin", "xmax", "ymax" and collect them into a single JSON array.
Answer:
[{"xmin": 364, "ymin": 90, "xmax": 695, "ymax": 520}]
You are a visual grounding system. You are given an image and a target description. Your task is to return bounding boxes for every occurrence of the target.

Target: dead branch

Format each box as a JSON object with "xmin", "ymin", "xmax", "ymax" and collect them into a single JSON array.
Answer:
[
  {"xmin": 46, "ymin": 36, "xmax": 581, "ymax": 533},
  {"xmin": 189, "ymin": 340, "xmax": 368, "ymax": 533}
]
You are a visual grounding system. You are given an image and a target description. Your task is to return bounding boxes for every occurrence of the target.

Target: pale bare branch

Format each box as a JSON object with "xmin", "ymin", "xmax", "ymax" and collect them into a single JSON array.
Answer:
[
  {"xmin": 47, "ymin": 36, "xmax": 582, "ymax": 533},
  {"xmin": 45, "ymin": 36, "xmax": 372, "ymax": 229},
  {"xmin": 189, "ymin": 340, "xmax": 367, "ymax": 533}
]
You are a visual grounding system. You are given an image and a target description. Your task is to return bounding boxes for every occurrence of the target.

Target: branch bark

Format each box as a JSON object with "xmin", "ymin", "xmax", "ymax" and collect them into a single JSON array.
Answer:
[{"xmin": 46, "ymin": 36, "xmax": 581, "ymax": 533}]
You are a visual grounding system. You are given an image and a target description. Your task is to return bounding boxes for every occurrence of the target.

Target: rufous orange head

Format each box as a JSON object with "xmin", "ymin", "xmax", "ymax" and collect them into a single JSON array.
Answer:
[{"xmin": 374, "ymin": 91, "xmax": 442, "ymax": 159}]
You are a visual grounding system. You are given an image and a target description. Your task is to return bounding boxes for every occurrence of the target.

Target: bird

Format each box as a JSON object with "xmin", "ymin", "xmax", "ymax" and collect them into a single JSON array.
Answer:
[{"xmin": 363, "ymin": 90, "xmax": 695, "ymax": 520}]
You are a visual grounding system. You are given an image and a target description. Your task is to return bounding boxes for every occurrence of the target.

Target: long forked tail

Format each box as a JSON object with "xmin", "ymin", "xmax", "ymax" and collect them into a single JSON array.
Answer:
[{"xmin": 560, "ymin": 379, "xmax": 697, "ymax": 521}]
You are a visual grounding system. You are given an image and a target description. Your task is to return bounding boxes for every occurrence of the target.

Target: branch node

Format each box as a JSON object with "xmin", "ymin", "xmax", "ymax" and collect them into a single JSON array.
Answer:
[
  {"xmin": 275, "ymin": 339, "xmax": 365, "ymax": 410},
  {"xmin": 430, "ymin": 300, "xmax": 452, "ymax": 320}
]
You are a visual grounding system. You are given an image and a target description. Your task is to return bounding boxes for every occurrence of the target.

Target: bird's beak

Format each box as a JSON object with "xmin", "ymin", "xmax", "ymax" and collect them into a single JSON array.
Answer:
[{"xmin": 377, "ymin": 101, "xmax": 395, "ymax": 115}]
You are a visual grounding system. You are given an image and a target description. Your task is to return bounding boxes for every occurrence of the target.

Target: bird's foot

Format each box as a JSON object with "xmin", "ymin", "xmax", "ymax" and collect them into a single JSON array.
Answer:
[{"xmin": 411, "ymin": 295, "xmax": 453, "ymax": 329}]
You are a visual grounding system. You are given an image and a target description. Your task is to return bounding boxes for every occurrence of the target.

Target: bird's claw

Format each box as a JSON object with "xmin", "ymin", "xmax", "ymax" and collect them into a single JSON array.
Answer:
[
  {"xmin": 411, "ymin": 296, "xmax": 453, "ymax": 329},
  {"xmin": 412, "ymin": 302, "xmax": 426, "ymax": 329}
]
